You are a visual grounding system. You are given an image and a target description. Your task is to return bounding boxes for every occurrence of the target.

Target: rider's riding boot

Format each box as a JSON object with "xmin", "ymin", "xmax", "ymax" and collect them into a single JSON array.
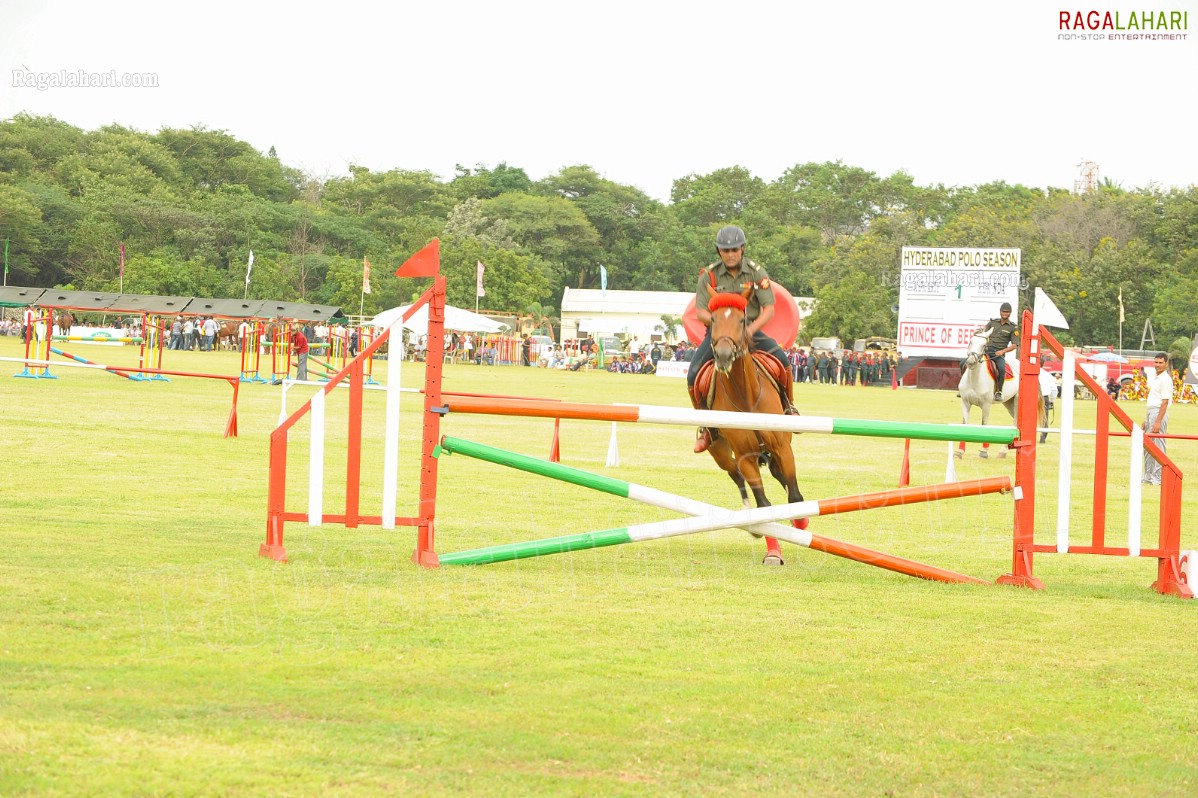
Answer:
[
  {"xmin": 780, "ymin": 378, "xmax": 800, "ymax": 415},
  {"xmin": 691, "ymin": 387, "xmax": 715, "ymax": 453}
]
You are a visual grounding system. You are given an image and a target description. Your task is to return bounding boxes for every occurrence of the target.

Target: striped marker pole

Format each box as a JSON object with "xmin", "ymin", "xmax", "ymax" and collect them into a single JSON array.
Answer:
[
  {"xmin": 437, "ymin": 436, "xmax": 1003, "ymax": 584},
  {"xmin": 50, "ymin": 347, "xmax": 136, "ymax": 380},
  {"xmin": 442, "ymin": 395, "xmax": 1017, "ymax": 445}
]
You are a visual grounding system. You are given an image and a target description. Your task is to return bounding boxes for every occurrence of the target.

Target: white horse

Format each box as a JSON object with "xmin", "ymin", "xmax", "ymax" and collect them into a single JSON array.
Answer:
[{"xmin": 958, "ymin": 329, "xmax": 1019, "ymax": 459}]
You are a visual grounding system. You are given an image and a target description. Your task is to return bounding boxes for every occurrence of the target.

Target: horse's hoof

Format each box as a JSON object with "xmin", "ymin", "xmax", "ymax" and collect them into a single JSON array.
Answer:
[
  {"xmin": 762, "ymin": 554, "xmax": 785, "ymax": 566},
  {"xmin": 996, "ymin": 450, "xmax": 1007, "ymax": 459},
  {"xmin": 953, "ymin": 451, "xmax": 964, "ymax": 460},
  {"xmin": 979, "ymin": 450, "xmax": 989, "ymax": 459}
]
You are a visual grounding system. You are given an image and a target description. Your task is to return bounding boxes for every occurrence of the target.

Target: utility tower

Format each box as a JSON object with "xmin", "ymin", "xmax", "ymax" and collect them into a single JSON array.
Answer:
[{"xmin": 1074, "ymin": 160, "xmax": 1100, "ymax": 194}]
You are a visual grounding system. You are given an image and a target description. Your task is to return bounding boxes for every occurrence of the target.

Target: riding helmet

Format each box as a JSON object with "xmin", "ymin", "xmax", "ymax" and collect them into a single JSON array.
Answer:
[{"xmin": 715, "ymin": 225, "xmax": 747, "ymax": 250}]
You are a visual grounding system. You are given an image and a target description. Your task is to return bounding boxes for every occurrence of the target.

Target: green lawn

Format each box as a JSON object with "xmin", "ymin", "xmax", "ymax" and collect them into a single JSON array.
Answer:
[{"xmin": 1, "ymin": 335, "xmax": 1196, "ymax": 797}]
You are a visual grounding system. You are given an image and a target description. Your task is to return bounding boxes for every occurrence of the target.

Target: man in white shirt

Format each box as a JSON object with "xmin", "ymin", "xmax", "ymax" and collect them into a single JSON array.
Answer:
[
  {"xmin": 1038, "ymin": 367, "xmax": 1058, "ymax": 443},
  {"xmin": 1143, "ymin": 353, "xmax": 1173, "ymax": 486},
  {"xmin": 202, "ymin": 317, "xmax": 218, "ymax": 350}
]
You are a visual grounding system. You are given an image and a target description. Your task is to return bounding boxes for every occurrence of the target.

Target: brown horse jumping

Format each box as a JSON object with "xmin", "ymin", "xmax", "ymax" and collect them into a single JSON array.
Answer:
[{"xmin": 691, "ymin": 285, "xmax": 805, "ymax": 565}]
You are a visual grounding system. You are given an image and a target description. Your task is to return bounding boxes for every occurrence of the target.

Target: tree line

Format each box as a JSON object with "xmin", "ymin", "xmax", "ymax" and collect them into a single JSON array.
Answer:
[{"xmin": 1, "ymin": 113, "xmax": 1196, "ymax": 351}]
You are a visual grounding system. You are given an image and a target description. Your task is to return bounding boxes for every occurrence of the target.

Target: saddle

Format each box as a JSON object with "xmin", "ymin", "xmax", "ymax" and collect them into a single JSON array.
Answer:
[
  {"xmin": 690, "ymin": 352, "xmax": 791, "ymax": 409},
  {"xmin": 985, "ymin": 359, "xmax": 1014, "ymax": 383}
]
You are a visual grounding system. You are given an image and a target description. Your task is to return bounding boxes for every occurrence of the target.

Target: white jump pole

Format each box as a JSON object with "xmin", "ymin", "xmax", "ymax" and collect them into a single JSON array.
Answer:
[
  {"xmin": 382, "ymin": 328, "xmax": 403, "ymax": 530},
  {"xmin": 1055, "ymin": 349, "xmax": 1077, "ymax": 553},
  {"xmin": 1129, "ymin": 424, "xmax": 1144, "ymax": 557},
  {"xmin": 308, "ymin": 388, "xmax": 326, "ymax": 525}
]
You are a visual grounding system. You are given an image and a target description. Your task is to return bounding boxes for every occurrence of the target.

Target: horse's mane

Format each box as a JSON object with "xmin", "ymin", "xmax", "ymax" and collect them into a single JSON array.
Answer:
[{"xmin": 709, "ymin": 293, "xmax": 747, "ymax": 312}]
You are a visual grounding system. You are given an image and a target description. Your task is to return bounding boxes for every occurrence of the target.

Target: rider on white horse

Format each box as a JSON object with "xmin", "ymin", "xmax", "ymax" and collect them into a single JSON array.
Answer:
[{"xmin": 978, "ymin": 302, "xmax": 1020, "ymax": 401}]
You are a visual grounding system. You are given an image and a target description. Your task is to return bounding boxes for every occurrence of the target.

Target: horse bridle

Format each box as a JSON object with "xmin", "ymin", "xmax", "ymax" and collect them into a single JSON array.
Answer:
[
  {"xmin": 963, "ymin": 333, "xmax": 989, "ymax": 368},
  {"xmin": 711, "ymin": 307, "xmax": 749, "ymax": 361}
]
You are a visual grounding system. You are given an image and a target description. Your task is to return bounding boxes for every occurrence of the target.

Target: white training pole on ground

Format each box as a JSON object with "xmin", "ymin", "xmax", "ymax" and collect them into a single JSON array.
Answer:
[
  {"xmin": 605, "ymin": 421, "xmax": 620, "ymax": 467},
  {"xmin": 308, "ymin": 388, "xmax": 326, "ymax": 525},
  {"xmin": 944, "ymin": 442, "xmax": 956, "ymax": 482},
  {"xmin": 1129, "ymin": 424, "xmax": 1144, "ymax": 557},
  {"xmin": 279, "ymin": 380, "xmax": 292, "ymax": 426},
  {"xmin": 1056, "ymin": 349, "xmax": 1077, "ymax": 553},
  {"xmin": 382, "ymin": 326, "xmax": 403, "ymax": 530}
]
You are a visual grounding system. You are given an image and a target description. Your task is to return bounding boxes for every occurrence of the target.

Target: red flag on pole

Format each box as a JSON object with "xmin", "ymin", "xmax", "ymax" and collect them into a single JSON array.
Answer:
[
  {"xmin": 362, "ymin": 257, "xmax": 372, "ymax": 294},
  {"xmin": 119, "ymin": 242, "xmax": 126, "ymax": 277},
  {"xmin": 395, "ymin": 239, "xmax": 440, "ymax": 278}
]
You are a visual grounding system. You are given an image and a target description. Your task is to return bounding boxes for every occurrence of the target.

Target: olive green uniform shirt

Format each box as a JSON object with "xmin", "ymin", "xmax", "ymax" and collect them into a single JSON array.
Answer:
[
  {"xmin": 697, "ymin": 259, "xmax": 774, "ymax": 323},
  {"xmin": 982, "ymin": 318, "xmax": 1019, "ymax": 350}
]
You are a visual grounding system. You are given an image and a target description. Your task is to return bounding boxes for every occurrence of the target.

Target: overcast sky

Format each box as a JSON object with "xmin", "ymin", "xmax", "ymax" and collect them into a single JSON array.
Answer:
[{"xmin": 2, "ymin": 0, "xmax": 1195, "ymax": 202}]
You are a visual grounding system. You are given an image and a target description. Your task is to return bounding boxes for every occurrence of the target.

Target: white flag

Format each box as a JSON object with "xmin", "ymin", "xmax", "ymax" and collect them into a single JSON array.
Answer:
[
  {"xmin": 476, "ymin": 261, "xmax": 485, "ymax": 297},
  {"xmin": 245, "ymin": 250, "xmax": 255, "ymax": 286},
  {"xmin": 1118, "ymin": 287, "xmax": 1125, "ymax": 324},
  {"xmin": 362, "ymin": 257, "xmax": 372, "ymax": 294},
  {"xmin": 1033, "ymin": 287, "xmax": 1069, "ymax": 330}
]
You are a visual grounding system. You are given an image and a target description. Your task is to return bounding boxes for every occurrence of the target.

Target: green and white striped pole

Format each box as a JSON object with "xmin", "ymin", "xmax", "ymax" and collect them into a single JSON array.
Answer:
[{"xmin": 437, "ymin": 437, "xmax": 1002, "ymax": 583}]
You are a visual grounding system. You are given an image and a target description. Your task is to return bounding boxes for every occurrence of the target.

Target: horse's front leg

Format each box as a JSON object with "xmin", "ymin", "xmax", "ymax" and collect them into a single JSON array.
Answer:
[
  {"xmin": 765, "ymin": 432, "xmax": 808, "ymax": 531},
  {"xmin": 956, "ymin": 399, "xmax": 970, "ymax": 459},
  {"xmin": 734, "ymin": 448, "xmax": 784, "ymax": 566},
  {"xmin": 979, "ymin": 401, "xmax": 991, "ymax": 458},
  {"xmin": 707, "ymin": 439, "xmax": 752, "ymax": 508}
]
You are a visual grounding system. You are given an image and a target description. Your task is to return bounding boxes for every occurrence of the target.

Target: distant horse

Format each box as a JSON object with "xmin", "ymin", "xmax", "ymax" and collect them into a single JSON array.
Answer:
[
  {"xmin": 691, "ymin": 285, "xmax": 804, "ymax": 565},
  {"xmin": 217, "ymin": 320, "xmax": 244, "ymax": 351},
  {"xmin": 54, "ymin": 310, "xmax": 75, "ymax": 337},
  {"xmin": 958, "ymin": 329, "xmax": 1045, "ymax": 458}
]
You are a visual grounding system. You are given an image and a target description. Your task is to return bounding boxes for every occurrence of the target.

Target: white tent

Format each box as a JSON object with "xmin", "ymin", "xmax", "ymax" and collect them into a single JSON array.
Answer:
[{"xmin": 368, "ymin": 304, "xmax": 509, "ymax": 334}]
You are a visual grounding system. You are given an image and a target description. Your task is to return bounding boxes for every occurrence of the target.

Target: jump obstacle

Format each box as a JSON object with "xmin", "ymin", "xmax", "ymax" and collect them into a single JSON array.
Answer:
[
  {"xmin": 1001, "ymin": 313, "xmax": 1191, "ymax": 597},
  {"xmin": 13, "ymin": 312, "xmax": 56, "ymax": 379},
  {"xmin": 437, "ymin": 435, "xmax": 1004, "ymax": 582},
  {"xmin": 3, "ymin": 354, "xmax": 243, "ymax": 438},
  {"xmin": 257, "ymin": 239, "xmax": 1022, "ymax": 589},
  {"xmin": 256, "ymin": 242, "xmax": 1192, "ymax": 597}
]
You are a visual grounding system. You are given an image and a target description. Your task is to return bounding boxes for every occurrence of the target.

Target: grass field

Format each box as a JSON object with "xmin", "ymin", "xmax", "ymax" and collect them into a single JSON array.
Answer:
[{"xmin": 1, "ymin": 335, "xmax": 1196, "ymax": 797}]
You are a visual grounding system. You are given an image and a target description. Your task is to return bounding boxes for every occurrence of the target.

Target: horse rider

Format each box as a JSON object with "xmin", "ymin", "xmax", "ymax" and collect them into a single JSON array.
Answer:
[
  {"xmin": 978, "ymin": 301, "xmax": 1020, "ymax": 401},
  {"xmin": 688, "ymin": 225, "xmax": 797, "ymax": 453}
]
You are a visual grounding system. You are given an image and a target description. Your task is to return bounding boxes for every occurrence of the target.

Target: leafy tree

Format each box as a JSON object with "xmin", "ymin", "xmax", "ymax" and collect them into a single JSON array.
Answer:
[
  {"xmin": 524, "ymin": 301, "xmax": 560, "ymax": 339},
  {"xmin": 670, "ymin": 166, "xmax": 765, "ymax": 227},
  {"xmin": 1152, "ymin": 249, "xmax": 1198, "ymax": 342},
  {"xmin": 439, "ymin": 237, "xmax": 547, "ymax": 311},
  {"xmin": 0, "ymin": 114, "xmax": 87, "ymax": 179},
  {"xmin": 656, "ymin": 314, "xmax": 683, "ymax": 343},
  {"xmin": 1057, "ymin": 237, "xmax": 1161, "ymax": 345},
  {"xmin": 805, "ymin": 233, "xmax": 898, "ymax": 342},
  {"xmin": 1167, "ymin": 336, "xmax": 1192, "ymax": 370},
  {"xmin": 443, "ymin": 197, "xmax": 516, "ymax": 249},
  {"xmin": 449, "ymin": 162, "xmax": 532, "ymax": 200},
  {"xmin": 482, "ymin": 192, "xmax": 600, "ymax": 298},
  {"xmin": 0, "ymin": 184, "xmax": 45, "ymax": 283}
]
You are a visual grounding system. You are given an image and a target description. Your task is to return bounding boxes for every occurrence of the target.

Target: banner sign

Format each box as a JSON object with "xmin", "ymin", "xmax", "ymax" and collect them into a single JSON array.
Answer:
[{"xmin": 897, "ymin": 247, "xmax": 1022, "ymax": 357}]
